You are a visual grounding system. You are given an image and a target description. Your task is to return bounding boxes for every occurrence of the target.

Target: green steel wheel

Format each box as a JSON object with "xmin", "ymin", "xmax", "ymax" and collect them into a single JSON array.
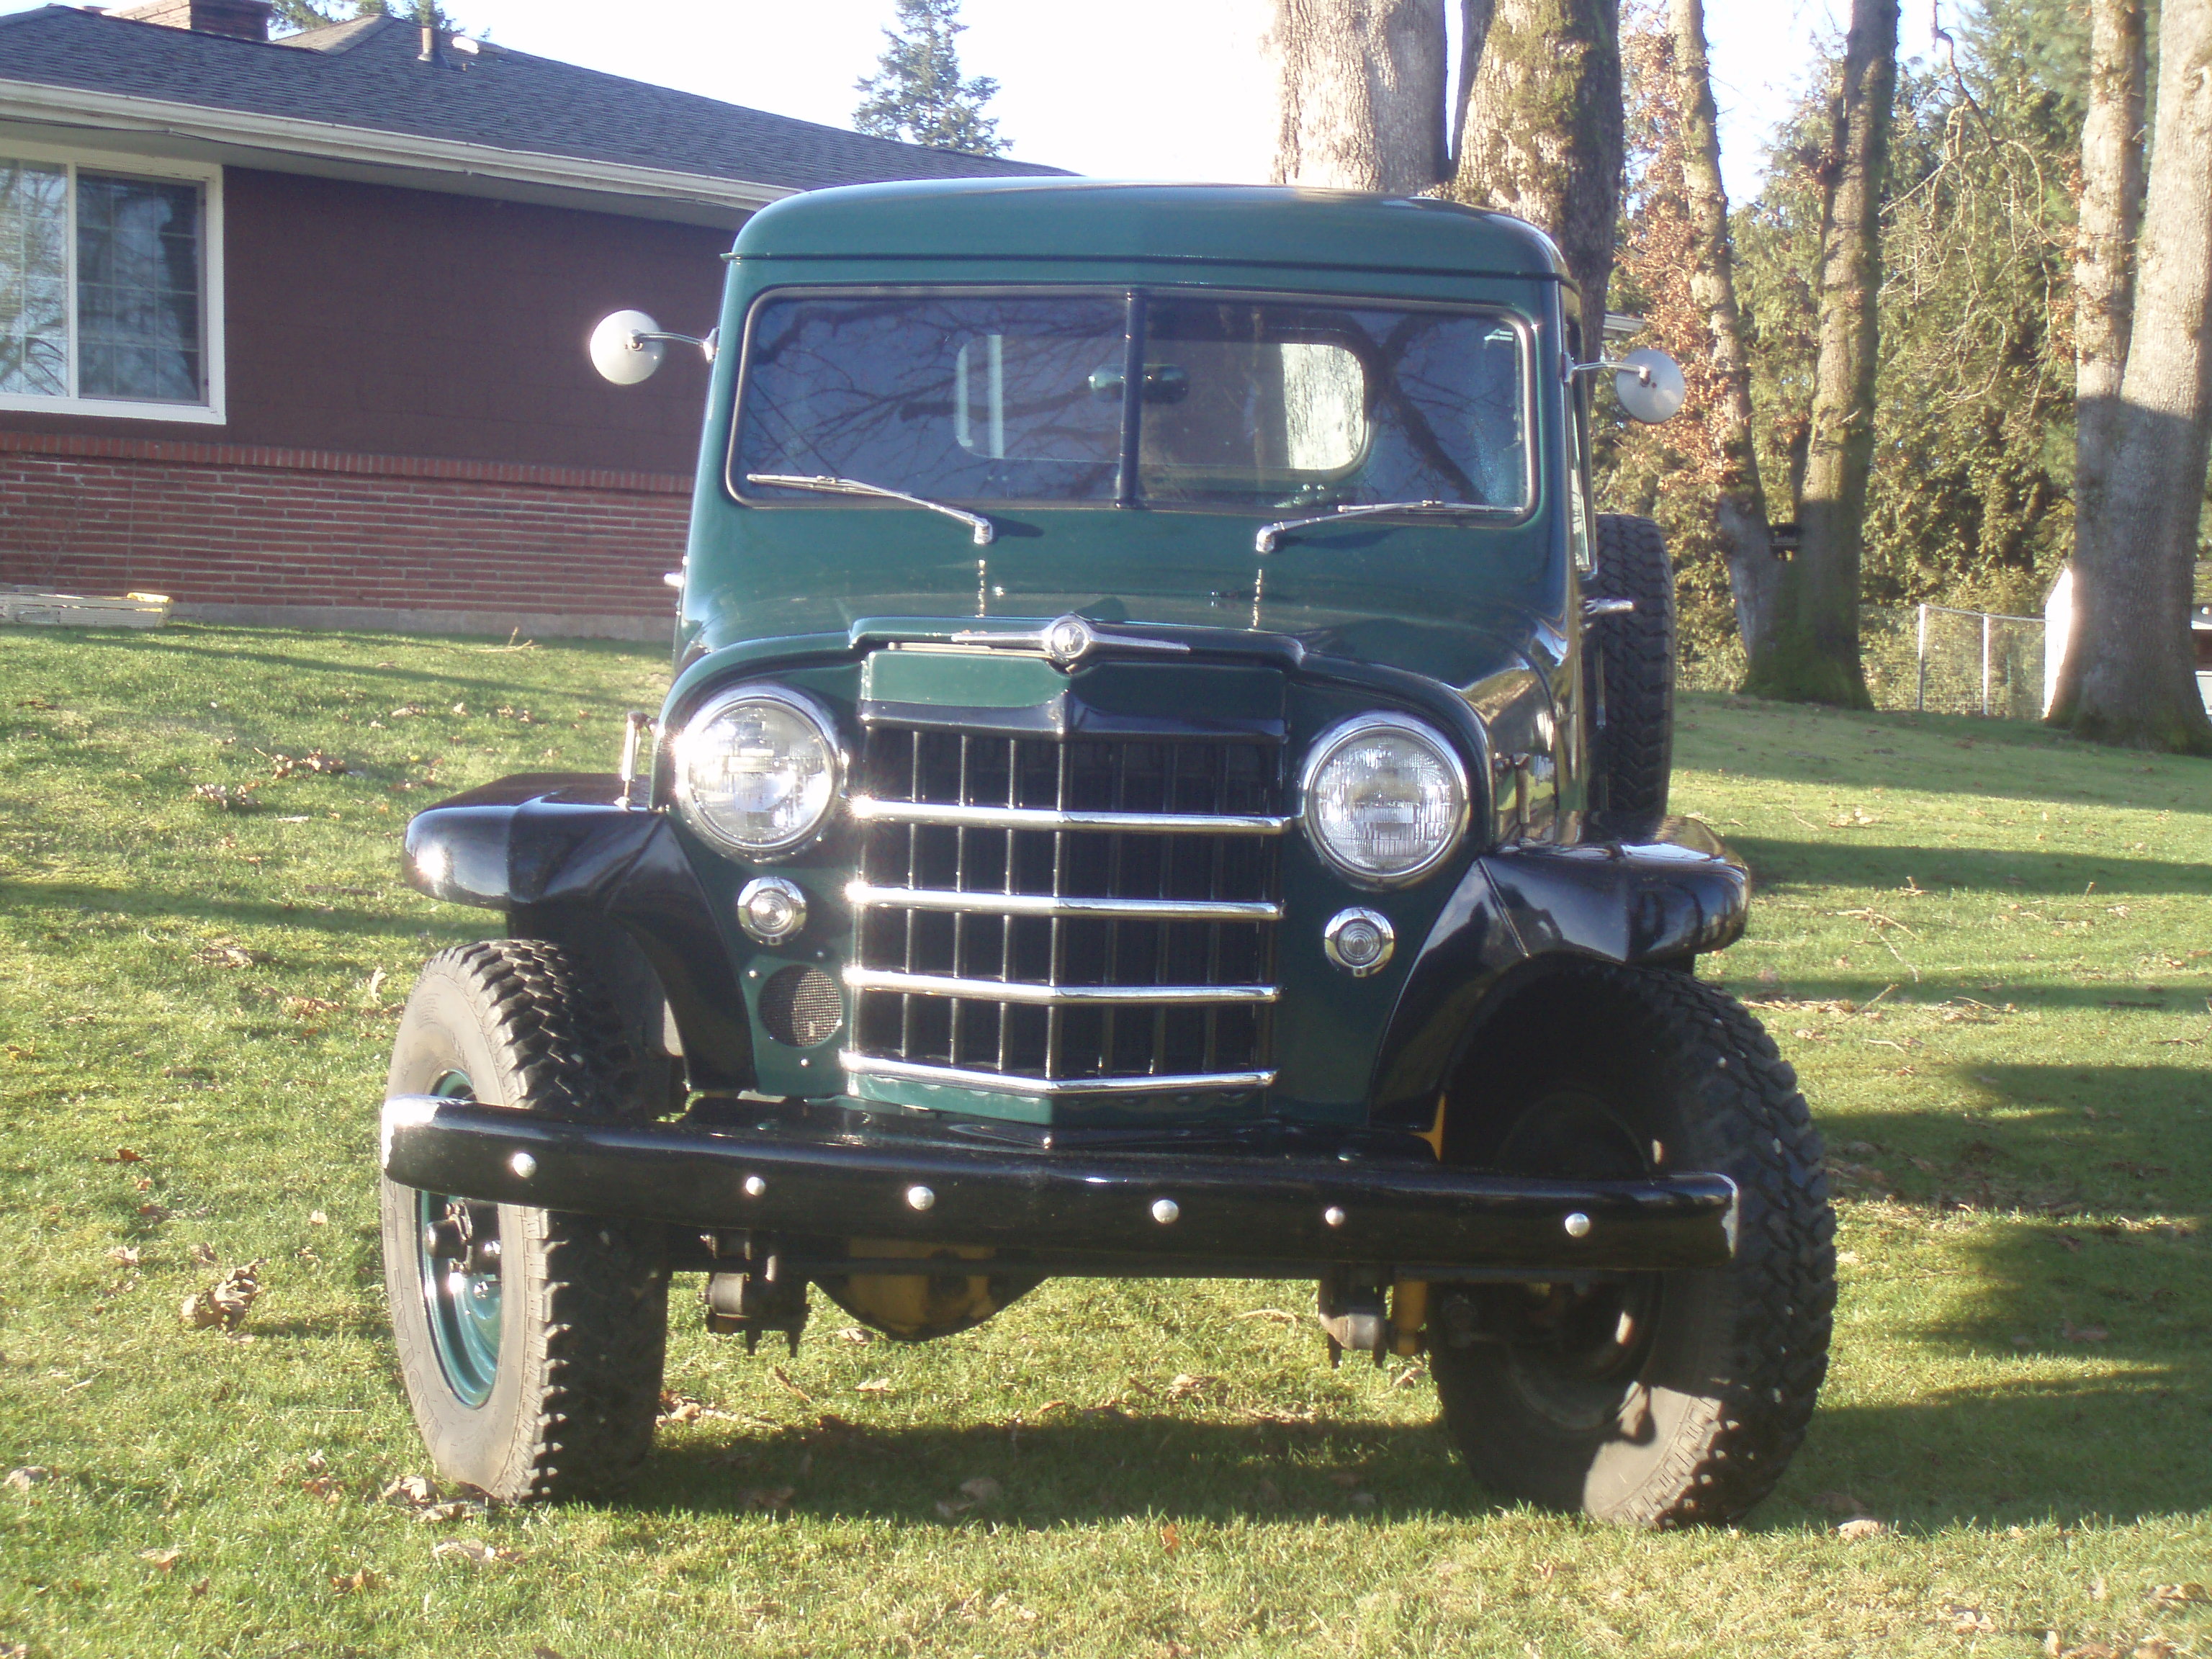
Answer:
[{"xmin": 379, "ymin": 940, "xmax": 670, "ymax": 1503}]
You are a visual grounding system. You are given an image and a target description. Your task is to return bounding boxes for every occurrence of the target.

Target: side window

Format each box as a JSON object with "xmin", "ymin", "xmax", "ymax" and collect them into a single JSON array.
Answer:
[
  {"xmin": 1567, "ymin": 385, "xmax": 1596, "ymax": 575},
  {"xmin": 0, "ymin": 153, "xmax": 220, "ymax": 419}
]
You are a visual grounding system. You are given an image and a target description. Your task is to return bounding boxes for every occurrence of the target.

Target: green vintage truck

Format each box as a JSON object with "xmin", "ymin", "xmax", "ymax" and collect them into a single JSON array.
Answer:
[{"xmin": 377, "ymin": 179, "xmax": 1834, "ymax": 1526}]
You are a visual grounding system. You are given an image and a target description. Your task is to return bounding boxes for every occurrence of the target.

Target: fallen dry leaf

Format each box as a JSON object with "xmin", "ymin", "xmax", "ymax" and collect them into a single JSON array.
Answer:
[
  {"xmin": 768, "ymin": 1365, "xmax": 813, "ymax": 1404},
  {"xmin": 2148, "ymin": 1583, "xmax": 2209, "ymax": 1609},
  {"xmin": 6, "ymin": 1466, "xmax": 53, "ymax": 1493},
  {"xmin": 1230, "ymin": 1308, "xmax": 1302, "ymax": 1326},
  {"xmin": 959, "ymin": 1476, "xmax": 1002, "ymax": 1503},
  {"xmin": 935, "ymin": 1497, "xmax": 975, "ymax": 1520},
  {"xmin": 300, "ymin": 1476, "xmax": 343, "ymax": 1501},
  {"xmin": 192, "ymin": 781, "xmax": 262, "ymax": 812},
  {"xmin": 1943, "ymin": 1603, "xmax": 1995, "ymax": 1635},
  {"xmin": 379, "ymin": 1474, "xmax": 436, "ymax": 1509},
  {"xmin": 837, "ymin": 1326, "xmax": 875, "ymax": 1344},
  {"xmin": 107, "ymin": 1246, "xmax": 142, "ymax": 1267},
  {"xmin": 2062, "ymin": 1321, "xmax": 2111, "ymax": 1344},
  {"xmin": 1165, "ymin": 1373, "xmax": 1220, "ymax": 1403},
  {"xmin": 1161, "ymin": 1521, "xmax": 1181, "ymax": 1553},
  {"xmin": 189, "ymin": 1243, "xmax": 219, "ymax": 1267},
  {"xmin": 181, "ymin": 1259, "xmax": 266, "ymax": 1331},
  {"xmin": 1836, "ymin": 1517, "xmax": 1887, "ymax": 1540},
  {"xmin": 2133, "ymin": 1640, "xmax": 2178, "ymax": 1659},
  {"xmin": 328, "ymin": 1567, "xmax": 380, "ymax": 1593},
  {"xmin": 102, "ymin": 1148, "xmax": 144, "ymax": 1164},
  {"xmin": 854, "ymin": 1377, "xmax": 894, "ymax": 1395},
  {"xmin": 415, "ymin": 1501, "xmax": 470, "ymax": 1524},
  {"xmin": 431, "ymin": 1538, "xmax": 519, "ymax": 1565},
  {"xmin": 139, "ymin": 1547, "xmax": 182, "ymax": 1570}
]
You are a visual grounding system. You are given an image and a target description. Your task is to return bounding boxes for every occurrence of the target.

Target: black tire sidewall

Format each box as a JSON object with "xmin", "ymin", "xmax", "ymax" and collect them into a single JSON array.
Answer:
[
  {"xmin": 380, "ymin": 961, "xmax": 546, "ymax": 1496},
  {"xmin": 1431, "ymin": 967, "xmax": 1830, "ymax": 1524}
]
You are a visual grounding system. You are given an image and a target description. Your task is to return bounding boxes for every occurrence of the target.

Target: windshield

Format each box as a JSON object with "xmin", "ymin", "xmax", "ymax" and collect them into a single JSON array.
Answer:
[{"xmin": 732, "ymin": 290, "xmax": 1529, "ymax": 515}]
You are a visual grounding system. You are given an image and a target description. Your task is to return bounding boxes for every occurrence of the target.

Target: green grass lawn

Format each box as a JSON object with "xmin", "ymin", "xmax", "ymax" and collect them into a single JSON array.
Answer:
[{"xmin": 1, "ymin": 623, "xmax": 2207, "ymax": 1659}]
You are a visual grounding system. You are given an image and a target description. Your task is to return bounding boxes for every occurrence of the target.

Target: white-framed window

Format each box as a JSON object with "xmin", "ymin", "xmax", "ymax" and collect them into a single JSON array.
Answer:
[{"xmin": 0, "ymin": 143, "xmax": 225, "ymax": 423}]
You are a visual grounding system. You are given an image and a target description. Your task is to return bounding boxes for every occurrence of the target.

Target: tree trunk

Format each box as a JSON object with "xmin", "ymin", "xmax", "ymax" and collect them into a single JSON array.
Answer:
[
  {"xmin": 2047, "ymin": 0, "xmax": 2146, "ymax": 721},
  {"xmin": 2059, "ymin": 0, "xmax": 2212, "ymax": 751},
  {"xmin": 1449, "ymin": 0, "xmax": 1624, "ymax": 319},
  {"xmin": 1744, "ymin": 0, "xmax": 1898, "ymax": 707},
  {"xmin": 1667, "ymin": 0, "xmax": 1779, "ymax": 666},
  {"xmin": 1267, "ymin": 0, "xmax": 1449, "ymax": 193}
]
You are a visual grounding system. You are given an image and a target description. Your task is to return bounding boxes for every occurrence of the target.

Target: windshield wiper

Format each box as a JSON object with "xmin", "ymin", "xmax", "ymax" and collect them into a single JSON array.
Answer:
[
  {"xmin": 1254, "ymin": 500, "xmax": 1501, "ymax": 554},
  {"xmin": 745, "ymin": 473, "xmax": 996, "ymax": 547}
]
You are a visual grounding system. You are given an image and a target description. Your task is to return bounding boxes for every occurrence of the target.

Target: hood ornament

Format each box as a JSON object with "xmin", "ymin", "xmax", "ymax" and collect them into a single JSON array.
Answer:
[{"xmin": 950, "ymin": 614, "xmax": 1190, "ymax": 672}]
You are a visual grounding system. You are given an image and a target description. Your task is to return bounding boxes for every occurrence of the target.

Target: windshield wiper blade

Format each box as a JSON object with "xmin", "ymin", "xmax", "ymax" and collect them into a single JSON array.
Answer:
[
  {"xmin": 1254, "ymin": 500, "xmax": 1498, "ymax": 554},
  {"xmin": 745, "ymin": 473, "xmax": 996, "ymax": 547}
]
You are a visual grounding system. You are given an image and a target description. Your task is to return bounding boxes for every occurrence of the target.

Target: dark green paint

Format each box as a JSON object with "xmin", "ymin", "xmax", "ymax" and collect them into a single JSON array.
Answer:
[{"xmin": 654, "ymin": 180, "xmax": 1593, "ymax": 1126}]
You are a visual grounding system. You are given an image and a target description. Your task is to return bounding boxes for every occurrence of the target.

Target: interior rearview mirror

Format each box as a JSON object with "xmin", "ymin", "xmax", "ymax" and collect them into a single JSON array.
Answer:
[
  {"xmin": 1614, "ymin": 347, "xmax": 1686, "ymax": 424},
  {"xmin": 590, "ymin": 310, "xmax": 667, "ymax": 386}
]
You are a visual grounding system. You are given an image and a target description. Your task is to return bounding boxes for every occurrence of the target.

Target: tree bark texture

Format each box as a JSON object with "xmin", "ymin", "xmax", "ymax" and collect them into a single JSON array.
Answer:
[
  {"xmin": 2061, "ymin": 0, "xmax": 2212, "ymax": 750},
  {"xmin": 2049, "ymin": 0, "xmax": 2146, "ymax": 719},
  {"xmin": 1667, "ymin": 0, "xmax": 1779, "ymax": 667},
  {"xmin": 1745, "ymin": 0, "xmax": 1898, "ymax": 707},
  {"xmin": 1267, "ymin": 0, "xmax": 1449, "ymax": 193},
  {"xmin": 1449, "ymin": 0, "xmax": 1624, "ymax": 320}
]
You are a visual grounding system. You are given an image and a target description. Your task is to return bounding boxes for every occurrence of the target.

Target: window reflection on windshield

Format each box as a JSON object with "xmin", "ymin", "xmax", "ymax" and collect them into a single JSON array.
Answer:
[{"xmin": 733, "ymin": 292, "xmax": 1527, "ymax": 513}]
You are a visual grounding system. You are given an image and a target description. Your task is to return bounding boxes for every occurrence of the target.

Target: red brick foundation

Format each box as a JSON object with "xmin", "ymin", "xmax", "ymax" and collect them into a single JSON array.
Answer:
[{"xmin": 0, "ymin": 432, "xmax": 691, "ymax": 639}]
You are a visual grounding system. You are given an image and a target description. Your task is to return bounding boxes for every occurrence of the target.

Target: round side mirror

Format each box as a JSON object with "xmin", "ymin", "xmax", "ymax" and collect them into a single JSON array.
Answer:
[
  {"xmin": 1614, "ymin": 347, "xmax": 1686, "ymax": 423},
  {"xmin": 590, "ymin": 310, "xmax": 665, "ymax": 386}
]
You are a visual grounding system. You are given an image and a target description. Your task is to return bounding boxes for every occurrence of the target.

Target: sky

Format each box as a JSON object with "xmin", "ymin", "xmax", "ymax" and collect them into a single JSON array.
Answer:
[{"xmin": 4, "ymin": 0, "xmax": 1943, "ymax": 204}]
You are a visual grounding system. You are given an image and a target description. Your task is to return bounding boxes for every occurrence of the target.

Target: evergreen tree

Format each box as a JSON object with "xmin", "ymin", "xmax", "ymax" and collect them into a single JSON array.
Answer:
[
  {"xmin": 853, "ymin": 0, "xmax": 1010, "ymax": 156},
  {"xmin": 271, "ymin": 1, "xmax": 457, "ymax": 35}
]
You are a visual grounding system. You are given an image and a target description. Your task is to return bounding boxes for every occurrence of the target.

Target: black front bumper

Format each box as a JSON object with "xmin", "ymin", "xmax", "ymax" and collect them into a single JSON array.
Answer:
[{"xmin": 382, "ymin": 1097, "xmax": 1738, "ymax": 1277}]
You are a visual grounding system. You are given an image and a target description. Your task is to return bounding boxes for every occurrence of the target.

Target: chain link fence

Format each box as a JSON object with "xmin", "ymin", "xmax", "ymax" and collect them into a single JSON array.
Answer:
[{"xmin": 1863, "ymin": 603, "xmax": 2049, "ymax": 719}]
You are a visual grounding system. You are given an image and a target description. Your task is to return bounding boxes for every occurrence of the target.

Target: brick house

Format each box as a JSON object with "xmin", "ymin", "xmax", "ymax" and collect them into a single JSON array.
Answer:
[{"xmin": 0, "ymin": 1, "xmax": 1058, "ymax": 639}]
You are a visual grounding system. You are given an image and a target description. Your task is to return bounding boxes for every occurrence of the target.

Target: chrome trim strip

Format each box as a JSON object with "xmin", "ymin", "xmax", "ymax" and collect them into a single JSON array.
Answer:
[
  {"xmin": 850, "ymin": 796, "xmax": 1290, "ymax": 835},
  {"xmin": 845, "ymin": 881, "xmax": 1281, "ymax": 922},
  {"xmin": 841, "ymin": 1052, "xmax": 1276, "ymax": 1097},
  {"xmin": 843, "ymin": 966, "xmax": 1278, "ymax": 1005}
]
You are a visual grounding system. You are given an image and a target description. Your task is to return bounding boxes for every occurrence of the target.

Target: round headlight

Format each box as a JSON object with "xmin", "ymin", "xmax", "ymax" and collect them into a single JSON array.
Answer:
[
  {"xmin": 1300, "ymin": 714, "xmax": 1469, "ymax": 886},
  {"xmin": 673, "ymin": 685, "xmax": 841, "ymax": 857}
]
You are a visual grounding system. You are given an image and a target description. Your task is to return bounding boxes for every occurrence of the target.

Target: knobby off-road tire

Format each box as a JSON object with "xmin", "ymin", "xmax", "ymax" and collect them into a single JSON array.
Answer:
[
  {"xmin": 1429, "ymin": 964, "xmax": 1834, "ymax": 1526},
  {"xmin": 381, "ymin": 940, "xmax": 669, "ymax": 1503},
  {"xmin": 1584, "ymin": 513, "xmax": 1677, "ymax": 840}
]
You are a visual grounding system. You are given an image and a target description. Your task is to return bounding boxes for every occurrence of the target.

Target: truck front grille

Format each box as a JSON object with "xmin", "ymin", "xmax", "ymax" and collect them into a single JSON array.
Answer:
[{"xmin": 842, "ymin": 725, "xmax": 1286, "ymax": 1097}]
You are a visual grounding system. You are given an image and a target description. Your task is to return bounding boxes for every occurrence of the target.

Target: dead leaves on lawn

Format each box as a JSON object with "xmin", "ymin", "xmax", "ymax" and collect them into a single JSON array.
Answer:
[{"xmin": 180, "ymin": 1259, "xmax": 265, "ymax": 1332}]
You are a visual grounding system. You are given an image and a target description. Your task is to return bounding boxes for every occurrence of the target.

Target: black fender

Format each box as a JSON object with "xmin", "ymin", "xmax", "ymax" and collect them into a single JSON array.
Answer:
[
  {"xmin": 402, "ymin": 775, "xmax": 754, "ymax": 1092},
  {"xmin": 1368, "ymin": 818, "xmax": 1750, "ymax": 1125}
]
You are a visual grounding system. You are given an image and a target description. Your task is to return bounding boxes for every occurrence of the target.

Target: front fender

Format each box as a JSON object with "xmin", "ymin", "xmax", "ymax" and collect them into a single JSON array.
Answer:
[
  {"xmin": 1369, "ymin": 818, "xmax": 1750, "ymax": 1123},
  {"xmin": 402, "ymin": 777, "xmax": 755, "ymax": 1091}
]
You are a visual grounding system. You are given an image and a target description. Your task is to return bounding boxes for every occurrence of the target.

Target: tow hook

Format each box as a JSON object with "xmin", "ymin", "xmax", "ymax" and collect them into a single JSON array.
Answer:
[
  {"xmin": 1316, "ymin": 1267, "xmax": 1390, "ymax": 1367},
  {"xmin": 703, "ymin": 1231, "xmax": 809, "ymax": 1355}
]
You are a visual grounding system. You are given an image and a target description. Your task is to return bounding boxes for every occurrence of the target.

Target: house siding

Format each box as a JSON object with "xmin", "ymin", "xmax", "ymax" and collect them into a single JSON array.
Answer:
[{"xmin": 1, "ymin": 166, "xmax": 729, "ymax": 636}]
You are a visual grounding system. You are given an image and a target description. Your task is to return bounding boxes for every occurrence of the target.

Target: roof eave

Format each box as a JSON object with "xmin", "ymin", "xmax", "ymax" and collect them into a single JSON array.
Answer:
[{"xmin": 0, "ymin": 76, "xmax": 796, "ymax": 215}]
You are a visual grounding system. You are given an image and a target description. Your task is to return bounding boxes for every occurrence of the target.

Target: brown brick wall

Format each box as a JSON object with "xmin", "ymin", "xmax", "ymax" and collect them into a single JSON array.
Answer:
[{"xmin": 0, "ymin": 431, "xmax": 690, "ymax": 627}]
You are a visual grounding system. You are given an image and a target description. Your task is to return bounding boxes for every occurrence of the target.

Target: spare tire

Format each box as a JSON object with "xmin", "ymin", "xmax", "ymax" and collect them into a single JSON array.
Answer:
[{"xmin": 1583, "ymin": 514, "xmax": 1676, "ymax": 840}]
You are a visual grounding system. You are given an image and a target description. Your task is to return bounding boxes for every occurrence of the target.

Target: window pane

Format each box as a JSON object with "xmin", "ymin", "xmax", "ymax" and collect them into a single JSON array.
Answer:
[
  {"xmin": 737, "ymin": 295, "xmax": 1125, "ymax": 502},
  {"xmin": 1138, "ymin": 299, "xmax": 1527, "ymax": 511},
  {"xmin": 0, "ymin": 158, "xmax": 69, "ymax": 399},
  {"xmin": 77, "ymin": 173, "xmax": 202, "ymax": 404}
]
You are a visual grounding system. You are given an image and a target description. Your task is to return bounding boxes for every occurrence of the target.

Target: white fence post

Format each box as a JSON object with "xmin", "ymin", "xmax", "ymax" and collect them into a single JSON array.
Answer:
[
  {"xmin": 1981, "ymin": 612, "xmax": 1993, "ymax": 716},
  {"xmin": 1916, "ymin": 603, "xmax": 1929, "ymax": 712}
]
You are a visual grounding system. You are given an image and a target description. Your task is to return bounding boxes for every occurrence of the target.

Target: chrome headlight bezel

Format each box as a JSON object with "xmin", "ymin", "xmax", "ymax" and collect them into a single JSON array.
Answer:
[
  {"xmin": 1298, "ymin": 711, "xmax": 1472, "ymax": 889},
  {"xmin": 670, "ymin": 683, "xmax": 845, "ymax": 860}
]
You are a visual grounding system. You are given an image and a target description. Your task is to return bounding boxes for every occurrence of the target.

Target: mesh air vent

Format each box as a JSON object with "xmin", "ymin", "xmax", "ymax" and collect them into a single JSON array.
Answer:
[{"xmin": 759, "ymin": 964, "xmax": 842, "ymax": 1048}]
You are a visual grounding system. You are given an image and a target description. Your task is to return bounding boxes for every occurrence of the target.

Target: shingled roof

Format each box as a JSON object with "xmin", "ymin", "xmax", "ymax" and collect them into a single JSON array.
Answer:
[{"xmin": 0, "ymin": 4, "xmax": 1064, "ymax": 196}]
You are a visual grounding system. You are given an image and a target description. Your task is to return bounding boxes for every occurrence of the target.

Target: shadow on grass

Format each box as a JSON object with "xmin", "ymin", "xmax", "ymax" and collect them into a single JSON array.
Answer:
[
  {"xmin": 1728, "ymin": 835, "xmax": 2212, "ymax": 896},
  {"xmin": 1678, "ymin": 693, "xmax": 2212, "ymax": 806},
  {"xmin": 0, "ymin": 880, "xmax": 458, "ymax": 942},
  {"xmin": 91, "ymin": 629, "xmax": 658, "ymax": 705},
  {"xmin": 619, "ymin": 1362, "xmax": 2212, "ymax": 1532}
]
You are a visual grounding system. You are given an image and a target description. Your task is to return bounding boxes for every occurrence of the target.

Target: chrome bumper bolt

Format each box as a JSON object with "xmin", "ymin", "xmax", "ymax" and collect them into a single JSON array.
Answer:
[
  {"xmin": 742, "ymin": 1174, "xmax": 767, "ymax": 1198},
  {"xmin": 1151, "ymin": 1198, "xmax": 1180, "ymax": 1225},
  {"xmin": 906, "ymin": 1184, "xmax": 936, "ymax": 1212},
  {"xmin": 1323, "ymin": 1205, "xmax": 1347, "ymax": 1228},
  {"xmin": 1564, "ymin": 1211, "xmax": 1592, "ymax": 1238},
  {"xmin": 508, "ymin": 1151, "xmax": 536, "ymax": 1180}
]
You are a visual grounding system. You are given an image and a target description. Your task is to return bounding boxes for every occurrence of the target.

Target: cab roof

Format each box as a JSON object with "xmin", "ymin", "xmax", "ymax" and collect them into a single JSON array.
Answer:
[{"xmin": 730, "ymin": 179, "xmax": 1569, "ymax": 282}]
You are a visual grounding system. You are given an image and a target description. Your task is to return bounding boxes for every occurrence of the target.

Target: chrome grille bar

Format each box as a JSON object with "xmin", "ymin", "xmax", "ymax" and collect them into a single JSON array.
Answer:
[
  {"xmin": 846, "ymin": 881, "xmax": 1281, "ymax": 922},
  {"xmin": 850, "ymin": 796, "xmax": 1289, "ymax": 835},
  {"xmin": 845, "ymin": 966, "xmax": 1278, "ymax": 1006},
  {"xmin": 842, "ymin": 1051, "xmax": 1276, "ymax": 1097}
]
